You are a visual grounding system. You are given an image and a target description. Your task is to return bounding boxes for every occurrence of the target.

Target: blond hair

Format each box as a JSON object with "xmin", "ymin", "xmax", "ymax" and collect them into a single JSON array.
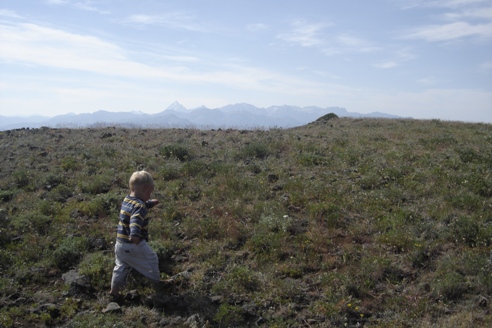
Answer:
[{"xmin": 129, "ymin": 171, "xmax": 154, "ymax": 191}]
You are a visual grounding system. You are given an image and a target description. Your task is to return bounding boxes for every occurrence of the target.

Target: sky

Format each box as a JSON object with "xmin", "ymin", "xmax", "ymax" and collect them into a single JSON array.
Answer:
[{"xmin": 0, "ymin": 0, "xmax": 491, "ymax": 123}]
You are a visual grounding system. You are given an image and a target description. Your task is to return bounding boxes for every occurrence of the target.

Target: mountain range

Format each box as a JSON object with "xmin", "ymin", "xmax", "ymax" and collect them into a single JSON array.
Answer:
[{"xmin": 0, "ymin": 102, "xmax": 400, "ymax": 131}]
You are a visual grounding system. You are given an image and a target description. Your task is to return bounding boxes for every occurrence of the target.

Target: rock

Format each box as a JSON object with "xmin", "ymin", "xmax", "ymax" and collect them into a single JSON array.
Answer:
[
  {"xmin": 88, "ymin": 237, "xmax": 108, "ymax": 251},
  {"xmin": 210, "ymin": 295, "xmax": 222, "ymax": 304},
  {"xmin": 102, "ymin": 302, "xmax": 122, "ymax": 314},
  {"xmin": 63, "ymin": 271, "xmax": 95, "ymax": 297},
  {"xmin": 62, "ymin": 270, "xmax": 80, "ymax": 285},
  {"xmin": 477, "ymin": 295, "xmax": 488, "ymax": 308},
  {"xmin": 185, "ymin": 314, "xmax": 201, "ymax": 328}
]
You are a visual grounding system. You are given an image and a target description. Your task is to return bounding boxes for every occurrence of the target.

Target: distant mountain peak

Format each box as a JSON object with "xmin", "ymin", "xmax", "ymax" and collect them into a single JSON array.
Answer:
[
  {"xmin": 166, "ymin": 101, "xmax": 188, "ymax": 112},
  {"xmin": 0, "ymin": 103, "xmax": 401, "ymax": 131}
]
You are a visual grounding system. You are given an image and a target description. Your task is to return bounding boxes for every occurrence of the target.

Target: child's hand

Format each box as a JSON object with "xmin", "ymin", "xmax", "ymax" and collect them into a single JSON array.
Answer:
[
  {"xmin": 150, "ymin": 199, "xmax": 159, "ymax": 205},
  {"xmin": 130, "ymin": 236, "xmax": 141, "ymax": 244}
]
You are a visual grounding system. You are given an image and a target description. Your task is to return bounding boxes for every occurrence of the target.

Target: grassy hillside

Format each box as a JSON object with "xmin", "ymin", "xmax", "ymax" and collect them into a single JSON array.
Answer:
[{"xmin": 0, "ymin": 117, "xmax": 491, "ymax": 327}]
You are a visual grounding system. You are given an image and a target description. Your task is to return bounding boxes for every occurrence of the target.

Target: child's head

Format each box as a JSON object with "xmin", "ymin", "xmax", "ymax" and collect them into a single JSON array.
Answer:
[{"xmin": 129, "ymin": 171, "xmax": 154, "ymax": 201}]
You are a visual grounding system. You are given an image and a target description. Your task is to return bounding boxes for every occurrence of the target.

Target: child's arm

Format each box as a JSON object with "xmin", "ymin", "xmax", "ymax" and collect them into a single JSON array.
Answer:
[{"xmin": 145, "ymin": 199, "xmax": 160, "ymax": 208}]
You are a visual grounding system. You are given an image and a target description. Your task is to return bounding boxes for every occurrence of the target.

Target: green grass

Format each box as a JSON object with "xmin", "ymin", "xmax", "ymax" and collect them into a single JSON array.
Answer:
[{"xmin": 0, "ymin": 118, "xmax": 491, "ymax": 327}]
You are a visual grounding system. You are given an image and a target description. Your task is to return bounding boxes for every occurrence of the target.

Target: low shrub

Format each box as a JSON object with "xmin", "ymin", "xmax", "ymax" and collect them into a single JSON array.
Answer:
[
  {"xmin": 79, "ymin": 174, "xmax": 112, "ymax": 195},
  {"xmin": 12, "ymin": 170, "xmax": 31, "ymax": 189},
  {"xmin": 52, "ymin": 236, "xmax": 88, "ymax": 271},
  {"xmin": 214, "ymin": 303, "xmax": 245, "ymax": 327},
  {"xmin": 0, "ymin": 189, "xmax": 16, "ymax": 202},
  {"xmin": 160, "ymin": 145, "xmax": 190, "ymax": 161},
  {"xmin": 237, "ymin": 141, "xmax": 270, "ymax": 160},
  {"xmin": 78, "ymin": 252, "xmax": 113, "ymax": 289},
  {"xmin": 48, "ymin": 184, "xmax": 73, "ymax": 203}
]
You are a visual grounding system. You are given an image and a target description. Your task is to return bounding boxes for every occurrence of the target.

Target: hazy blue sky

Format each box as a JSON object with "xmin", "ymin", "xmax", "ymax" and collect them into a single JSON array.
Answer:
[{"xmin": 1, "ymin": 0, "xmax": 491, "ymax": 122}]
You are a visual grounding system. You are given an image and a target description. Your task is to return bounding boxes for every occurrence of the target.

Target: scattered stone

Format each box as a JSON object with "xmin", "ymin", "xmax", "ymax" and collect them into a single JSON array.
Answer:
[
  {"xmin": 102, "ymin": 302, "xmax": 122, "ymax": 314},
  {"xmin": 209, "ymin": 295, "xmax": 222, "ymax": 304},
  {"xmin": 62, "ymin": 269, "xmax": 80, "ymax": 285},
  {"xmin": 477, "ymin": 295, "xmax": 488, "ymax": 308},
  {"xmin": 62, "ymin": 271, "xmax": 95, "ymax": 297},
  {"xmin": 88, "ymin": 237, "xmax": 108, "ymax": 251},
  {"xmin": 184, "ymin": 314, "xmax": 201, "ymax": 328}
]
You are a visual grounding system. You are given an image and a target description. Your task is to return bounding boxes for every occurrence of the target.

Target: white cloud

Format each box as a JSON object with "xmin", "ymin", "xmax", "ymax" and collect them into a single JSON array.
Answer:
[
  {"xmin": 401, "ymin": 0, "xmax": 490, "ymax": 9},
  {"xmin": 0, "ymin": 22, "xmax": 346, "ymax": 99},
  {"xmin": 443, "ymin": 6, "xmax": 492, "ymax": 20},
  {"xmin": 417, "ymin": 76, "xmax": 439, "ymax": 85},
  {"xmin": 372, "ymin": 47, "xmax": 415, "ymax": 69},
  {"xmin": 46, "ymin": 0, "xmax": 69, "ymax": 4},
  {"xmin": 125, "ymin": 12, "xmax": 205, "ymax": 32},
  {"xmin": 399, "ymin": 0, "xmax": 492, "ymax": 42},
  {"xmin": 45, "ymin": 0, "xmax": 109, "ymax": 14},
  {"xmin": 74, "ymin": 2, "xmax": 110, "ymax": 15},
  {"xmin": 373, "ymin": 61, "xmax": 398, "ymax": 69},
  {"xmin": 336, "ymin": 34, "xmax": 379, "ymax": 53},
  {"xmin": 405, "ymin": 21, "xmax": 492, "ymax": 41},
  {"xmin": 277, "ymin": 21, "xmax": 329, "ymax": 47},
  {"xmin": 481, "ymin": 61, "xmax": 492, "ymax": 70},
  {"xmin": 246, "ymin": 23, "xmax": 268, "ymax": 32},
  {"xmin": 0, "ymin": 9, "xmax": 22, "ymax": 18}
]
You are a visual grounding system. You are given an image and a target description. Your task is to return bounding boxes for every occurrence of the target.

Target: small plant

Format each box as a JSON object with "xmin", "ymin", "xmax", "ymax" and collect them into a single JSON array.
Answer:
[
  {"xmin": 79, "ymin": 175, "xmax": 112, "ymax": 194},
  {"xmin": 238, "ymin": 141, "xmax": 270, "ymax": 159},
  {"xmin": 48, "ymin": 184, "xmax": 73, "ymax": 203},
  {"xmin": 52, "ymin": 236, "xmax": 87, "ymax": 271},
  {"xmin": 78, "ymin": 252, "xmax": 113, "ymax": 289},
  {"xmin": 12, "ymin": 170, "xmax": 30, "ymax": 189},
  {"xmin": 180, "ymin": 160, "xmax": 210, "ymax": 178},
  {"xmin": 61, "ymin": 157, "xmax": 79, "ymax": 171},
  {"xmin": 0, "ymin": 189, "xmax": 15, "ymax": 202},
  {"xmin": 297, "ymin": 153, "xmax": 327, "ymax": 166},
  {"xmin": 160, "ymin": 144, "xmax": 190, "ymax": 161},
  {"xmin": 214, "ymin": 303, "xmax": 245, "ymax": 327},
  {"xmin": 449, "ymin": 215, "xmax": 480, "ymax": 247}
]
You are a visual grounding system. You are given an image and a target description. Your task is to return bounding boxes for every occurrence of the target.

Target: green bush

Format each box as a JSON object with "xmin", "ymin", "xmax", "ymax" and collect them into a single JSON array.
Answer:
[
  {"xmin": 214, "ymin": 303, "xmax": 245, "ymax": 327},
  {"xmin": 12, "ymin": 170, "xmax": 30, "ymax": 189},
  {"xmin": 43, "ymin": 174, "xmax": 65, "ymax": 189},
  {"xmin": 297, "ymin": 153, "xmax": 327, "ymax": 166},
  {"xmin": 53, "ymin": 236, "xmax": 87, "ymax": 271},
  {"xmin": 61, "ymin": 157, "xmax": 79, "ymax": 171},
  {"xmin": 449, "ymin": 216, "xmax": 480, "ymax": 247},
  {"xmin": 239, "ymin": 141, "xmax": 270, "ymax": 159},
  {"xmin": 49, "ymin": 184, "xmax": 73, "ymax": 203},
  {"xmin": 0, "ymin": 189, "xmax": 16, "ymax": 202},
  {"xmin": 11, "ymin": 212, "xmax": 52, "ymax": 236},
  {"xmin": 434, "ymin": 271, "xmax": 467, "ymax": 301},
  {"xmin": 160, "ymin": 145, "xmax": 190, "ymax": 161},
  {"xmin": 158, "ymin": 165, "xmax": 181, "ymax": 181},
  {"xmin": 78, "ymin": 252, "xmax": 113, "ymax": 289},
  {"xmin": 180, "ymin": 160, "xmax": 210, "ymax": 178},
  {"xmin": 79, "ymin": 175, "xmax": 112, "ymax": 194}
]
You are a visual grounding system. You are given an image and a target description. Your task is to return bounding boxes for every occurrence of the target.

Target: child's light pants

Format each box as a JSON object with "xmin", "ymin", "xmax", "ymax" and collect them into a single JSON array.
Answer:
[{"xmin": 111, "ymin": 240, "xmax": 160, "ymax": 289}]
